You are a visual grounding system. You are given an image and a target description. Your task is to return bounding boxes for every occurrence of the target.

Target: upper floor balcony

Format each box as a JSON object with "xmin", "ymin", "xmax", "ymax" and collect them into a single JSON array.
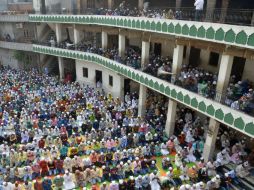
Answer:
[
  {"xmin": 28, "ymin": 14, "xmax": 254, "ymax": 51},
  {"xmin": 0, "ymin": 41, "xmax": 32, "ymax": 51},
  {"xmin": 32, "ymin": 43, "xmax": 254, "ymax": 138}
]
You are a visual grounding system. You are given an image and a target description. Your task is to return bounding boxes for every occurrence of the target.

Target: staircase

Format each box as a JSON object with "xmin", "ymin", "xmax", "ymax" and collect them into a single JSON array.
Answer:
[{"xmin": 222, "ymin": 164, "xmax": 254, "ymax": 190}]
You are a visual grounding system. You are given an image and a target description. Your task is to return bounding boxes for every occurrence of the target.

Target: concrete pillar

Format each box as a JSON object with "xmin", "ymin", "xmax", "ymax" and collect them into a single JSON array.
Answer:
[
  {"xmin": 165, "ymin": 100, "xmax": 177, "ymax": 137},
  {"xmin": 220, "ymin": 0, "xmax": 230, "ymax": 23},
  {"xmin": 119, "ymin": 76, "xmax": 125, "ymax": 101},
  {"xmin": 251, "ymin": 11, "xmax": 254, "ymax": 26},
  {"xmin": 77, "ymin": 0, "xmax": 81, "ymax": 14},
  {"xmin": 184, "ymin": 46, "xmax": 190, "ymax": 65},
  {"xmin": 74, "ymin": 25, "xmax": 83, "ymax": 46},
  {"xmin": 58, "ymin": 57, "xmax": 64, "ymax": 80},
  {"xmin": 171, "ymin": 45, "xmax": 184, "ymax": 83},
  {"xmin": 108, "ymin": 0, "xmax": 114, "ymax": 10},
  {"xmin": 138, "ymin": 0, "xmax": 144, "ymax": 10},
  {"xmin": 138, "ymin": 84, "xmax": 147, "ymax": 116},
  {"xmin": 175, "ymin": 0, "xmax": 182, "ymax": 10},
  {"xmin": 102, "ymin": 31, "xmax": 108, "ymax": 50},
  {"xmin": 203, "ymin": 118, "xmax": 220, "ymax": 162},
  {"xmin": 118, "ymin": 33, "xmax": 126, "ymax": 58},
  {"xmin": 164, "ymin": 45, "xmax": 183, "ymax": 136},
  {"xmin": 215, "ymin": 54, "xmax": 233, "ymax": 102},
  {"xmin": 205, "ymin": 0, "xmax": 216, "ymax": 22},
  {"xmin": 56, "ymin": 23, "xmax": 62, "ymax": 43},
  {"xmin": 141, "ymin": 41, "xmax": 150, "ymax": 68}
]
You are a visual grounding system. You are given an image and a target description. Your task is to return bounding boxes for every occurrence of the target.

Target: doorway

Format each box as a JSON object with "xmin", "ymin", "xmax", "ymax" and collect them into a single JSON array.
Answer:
[
  {"xmin": 231, "ymin": 57, "xmax": 246, "ymax": 82},
  {"xmin": 154, "ymin": 43, "xmax": 162, "ymax": 56},
  {"xmin": 189, "ymin": 47, "xmax": 201, "ymax": 67},
  {"xmin": 124, "ymin": 79, "xmax": 131, "ymax": 95},
  {"xmin": 95, "ymin": 70, "xmax": 102, "ymax": 87}
]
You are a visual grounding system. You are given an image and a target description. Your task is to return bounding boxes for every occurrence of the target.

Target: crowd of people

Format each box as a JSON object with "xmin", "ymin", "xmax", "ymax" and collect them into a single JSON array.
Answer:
[
  {"xmin": 92, "ymin": 1, "xmax": 184, "ymax": 20},
  {"xmin": 0, "ymin": 65, "xmax": 253, "ymax": 190},
  {"xmin": 43, "ymin": 36, "xmax": 254, "ymax": 116}
]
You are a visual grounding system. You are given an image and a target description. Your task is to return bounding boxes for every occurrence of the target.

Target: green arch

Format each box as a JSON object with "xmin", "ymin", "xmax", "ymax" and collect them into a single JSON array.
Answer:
[
  {"xmin": 156, "ymin": 22, "xmax": 162, "ymax": 31},
  {"xmin": 215, "ymin": 28, "xmax": 225, "ymax": 41},
  {"xmin": 198, "ymin": 101, "xmax": 206, "ymax": 112},
  {"xmin": 224, "ymin": 113, "xmax": 234, "ymax": 125},
  {"xmin": 151, "ymin": 21, "xmax": 156, "ymax": 30},
  {"xmin": 141, "ymin": 21, "xmax": 146, "ymax": 29},
  {"xmin": 136, "ymin": 20, "xmax": 141, "ymax": 28},
  {"xmin": 162, "ymin": 22, "xmax": 167, "ymax": 32},
  {"xmin": 182, "ymin": 24, "xmax": 189, "ymax": 35},
  {"xmin": 177, "ymin": 92, "xmax": 184, "ymax": 101},
  {"xmin": 189, "ymin": 25, "xmax": 197, "ymax": 37},
  {"xmin": 128, "ymin": 20, "xmax": 132, "ymax": 28},
  {"xmin": 236, "ymin": 31, "xmax": 248, "ymax": 45},
  {"xmin": 224, "ymin": 29, "xmax": 236, "ymax": 43},
  {"xmin": 215, "ymin": 109, "xmax": 224, "ymax": 120},
  {"xmin": 184, "ymin": 95, "xmax": 190, "ymax": 105},
  {"xmin": 168, "ymin": 23, "xmax": 174, "ymax": 33},
  {"xmin": 146, "ymin": 21, "xmax": 151, "ymax": 30},
  {"xmin": 175, "ymin": 24, "xmax": 181, "ymax": 34},
  {"xmin": 159, "ymin": 84, "xmax": 165, "ymax": 93},
  {"xmin": 171, "ymin": 89, "xmax": 177, "ymax": 98},
  {"xmin": 247, "ymin": 33, "xmax": 254, "ymax": 46},
  {"xmin": 206, "ymin": 27, "xmax": 215, "ymax": 39},
  {"xmin": 197, "ymin": 26, "xmax": 205, "ymax": 38}
]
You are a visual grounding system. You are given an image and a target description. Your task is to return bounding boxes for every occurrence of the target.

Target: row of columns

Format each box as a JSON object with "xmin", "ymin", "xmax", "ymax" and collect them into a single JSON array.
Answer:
[
  {"xmin": 100, "ymin": 28, "xmax": 234, "ymax": 161},
  {"xmin": 57, "ymin": 24, "xmax": 235, "ymax": 162},
  {"xmin": 136, "ymin": 39, "xmax": 234, "ymax": 161}
]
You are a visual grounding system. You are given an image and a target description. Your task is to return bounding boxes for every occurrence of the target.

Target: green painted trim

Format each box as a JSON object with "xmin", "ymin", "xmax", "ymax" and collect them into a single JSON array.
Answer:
[
  {"xmin": 28, "ymin": 15, "xmax": 254, "ymax": 50},
  {"xmin": 32, "ymin": 44, "xmax": 254, "ymax": 138}
]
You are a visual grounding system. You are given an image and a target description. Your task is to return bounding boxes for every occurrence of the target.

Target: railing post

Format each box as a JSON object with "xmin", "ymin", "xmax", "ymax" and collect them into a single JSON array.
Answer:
[
  {"xmin": 251, "ymin": 11, "xmax": 254, "ymax": 26},
  {"xmin": 205, "ymin": 0, "xmax": 217, "ymax": 22}
]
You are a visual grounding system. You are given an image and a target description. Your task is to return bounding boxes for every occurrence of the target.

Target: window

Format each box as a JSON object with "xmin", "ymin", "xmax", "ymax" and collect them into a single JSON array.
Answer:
[
  {"xmin": 83, "ymin": 67, "xmax": 88, "ymax": 78},
  {"xmin": 209, "ymin": 52, "xmax": 219, "ymax": 66},
  {"xmin": 109, "ymin": 75, "xmax": 113, "ymax": 86}
]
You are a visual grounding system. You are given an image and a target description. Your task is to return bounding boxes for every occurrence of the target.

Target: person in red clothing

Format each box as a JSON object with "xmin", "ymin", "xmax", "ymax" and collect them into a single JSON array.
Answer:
[
  {"xmin": 90, "ymin": 151, "xmax": 98, "ymax": 166},
  {"xmin": 33, "ymin": 177, "xmax": 43, "ymax": 190},
  {"xmin": 178, "ymin": 131, "xmax": 186, "ymax": 147},
  {"xmin": 55, "ymin": 157, "xmax": 65, "ymax": 174},
  {"xmin": 38, "ymin": 138, "xmax": 45, "ymax": 149},
  {"xmin": 48, "ymin": 159, "xmax": 56, "ymax": 176},
  {"xmin": 39, "ymin": 158, "xmax": 49, "ymax": 177}
]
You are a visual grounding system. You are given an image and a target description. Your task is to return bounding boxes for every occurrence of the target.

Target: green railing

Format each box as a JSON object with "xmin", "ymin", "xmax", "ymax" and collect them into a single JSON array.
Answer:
[
  {"xmin": 33, "ymin": 44, "xmax": 254, "ymax": 138},
  {"xmin": 29, "ymin": 15, "xmax": 254, "ymax": 50}
]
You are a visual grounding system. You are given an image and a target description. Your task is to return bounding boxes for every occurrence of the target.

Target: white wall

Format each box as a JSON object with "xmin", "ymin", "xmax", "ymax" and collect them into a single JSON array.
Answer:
[
  {"xmin": 0, "ymin": 23, "xmax": 14, "ymax": 39},
  {"xmin": 242, "ymin": 59, "xmax": 254, "ymax": 82},
  {"xmin": 128, "ymin": 37, "xmax": 142, "ymax": 48},
  {"xmin": 0, "ymin": 48, "xmax": 19, "ymax": 69},
  {"xmin": 161, "ymin": 40, "xmax": 174, "ymax": 58},
  {"xmin": 76, "ymin": 60, "xmax": 124, "ymax": 98},
  {"xmin": 199, "ymin": 49, "xmax": 221, "ymax": 73}
]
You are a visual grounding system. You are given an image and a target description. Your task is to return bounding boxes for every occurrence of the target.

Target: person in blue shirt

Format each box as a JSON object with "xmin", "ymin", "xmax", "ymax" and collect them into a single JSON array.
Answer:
[{"xmin": 42, "ymin": 177, "xmax": 53, "ymax": 190}]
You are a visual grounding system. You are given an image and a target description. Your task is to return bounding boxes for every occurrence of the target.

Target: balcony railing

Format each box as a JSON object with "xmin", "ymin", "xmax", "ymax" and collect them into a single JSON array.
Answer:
[
  {"xmin": 0, "ymin": 14, "xmax": 29, "ymax": 22},
  {"xmin": 33, "ymin": 43, "xmax": 254, "ymax": 138},
  {"xmin": 34, "ymin": 40, "xmax": 254, "ymax": 117},
  {"xmin": 0, "ymin": 41, "xmax": 32, "ymax": 51},
  {"xmin": 1, "ymin": 7, "xmax": 253, "ymax": 26}
]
